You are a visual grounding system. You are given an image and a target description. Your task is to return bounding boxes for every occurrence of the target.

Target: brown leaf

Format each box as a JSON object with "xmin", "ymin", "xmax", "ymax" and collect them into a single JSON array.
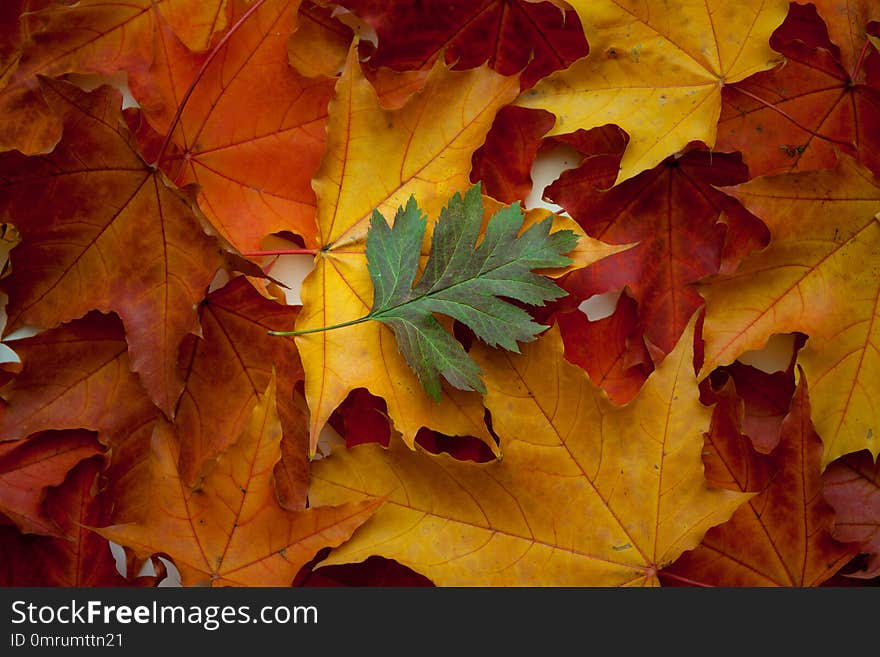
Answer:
[
  {"xmin": 0, "ymin": 456, "xmax": 162, "ymax": 586},
  {"xmin": 823, "ymin": 449, "xmax": 880, "ymax": 579},
  {"xmin": 0, "ymin": 79, "xmax": 222, "ymax": 415},
  {"xmin": 662, "ymin": 372, "xmax": 860, "ymax": 586},
  {"xmin": 0, "ymin": 312, "xmax": 159, "ymax": 522},
  {"xmin": 0, "ymin": 430, "xmax": 102, "ymax": 536},
  {"xmin": 0, "ymin": 0, "xmax": 156, "ymax": 154}
]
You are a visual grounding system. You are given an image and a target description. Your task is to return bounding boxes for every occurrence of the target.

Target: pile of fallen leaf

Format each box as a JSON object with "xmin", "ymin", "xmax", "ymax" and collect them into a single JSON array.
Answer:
[{"xmin": 1, "ymin": 0, "xmax": 878, "ymax": 587}]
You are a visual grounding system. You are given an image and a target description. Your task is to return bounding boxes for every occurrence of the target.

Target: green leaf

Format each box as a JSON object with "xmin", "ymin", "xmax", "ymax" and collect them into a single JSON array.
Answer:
[{"xmin": 365, "ymin": 183, "xmax": 578, "ymax": 401}]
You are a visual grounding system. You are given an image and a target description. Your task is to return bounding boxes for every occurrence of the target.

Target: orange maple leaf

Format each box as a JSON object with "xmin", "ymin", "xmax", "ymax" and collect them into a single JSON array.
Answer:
[{"xmin": 96, "ymin": 377, "xmax": 380, "ymax": 587}]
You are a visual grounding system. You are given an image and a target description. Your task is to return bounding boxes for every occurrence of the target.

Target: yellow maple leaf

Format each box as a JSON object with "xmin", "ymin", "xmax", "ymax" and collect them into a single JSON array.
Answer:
[
  {"xmin": 516, "ymin": 0, "xmax": 788, "ymax": 184},
  {"xmin": 295, "ymin": 47, "xmax": 627, "ymax": 455},
  {"xmin": 309, "ymin": 315, "xmax": 749, "ymax": 586},
  {"xmin": 700, "ymin": 155, "xmax": 880, "ymax": 466}
]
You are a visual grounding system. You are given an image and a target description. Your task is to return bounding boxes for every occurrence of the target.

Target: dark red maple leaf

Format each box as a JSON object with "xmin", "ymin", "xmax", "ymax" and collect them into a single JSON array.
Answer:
[
  {"xmin": 0, "ymin": 457, "xmax": 163, "ymax": 586},
  {"xmin": 719, "ymin": 2, "xmax": 880, "ymax": 178},
  {"xmin": 0, "ymin": 430, "xmax": 102, "ymax": 536},
  {"xmin": 554, "ymin": 293, "xmax": 653, "ymax": 406},
  {"xmin": 546, "ymin": 146, "xmax": 767, "ymax": 357},
  {"xmin": 338, "ymin": 0, "xmax": 588, "ymax": 89}
]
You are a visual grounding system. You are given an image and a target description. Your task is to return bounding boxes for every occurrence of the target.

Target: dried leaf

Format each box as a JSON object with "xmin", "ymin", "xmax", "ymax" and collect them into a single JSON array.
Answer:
[
  {"xmin": 700, "ymin": 155, "xmax": 880, "ymax": 465},
  {"xmin": 823, "ymin": 449, "xmax": 880, "ymax": 579},
  {"xmin": 662, "ymin": 372, "xmax": 860, "ymax": 586},
  {"xmin": 310, "ymin": 315, "xmax": 749, "ymax": 585},
  {"xmin": 0, "ymin": 79, "xmax": 222, "ymax": 415},
  {"xmin": 0, "ymin": 431, "xmax": 102, "ymax": 536},
  {"xmin": 516, "ymin": 0, "xmax": 789, "ymax": 183},
  {"xmin": 96, "ymin": 377, "xmax": 381, "ymax": 587}
]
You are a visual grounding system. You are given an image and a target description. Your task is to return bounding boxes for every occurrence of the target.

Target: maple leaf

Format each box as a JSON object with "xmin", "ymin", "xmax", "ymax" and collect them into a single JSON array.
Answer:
[
  {"xmin": 338, "ymin": 0, "xmax": 589, "ymax": 89},
  {"xmin": 718, "ymin": 3, "xmax": 880, "ymax": 178},
  {"xmin": 823, "ymin": 449, "xmax": 880, "ymax": 579},
  {"xmin": 175, "ymin": 276, "xmax": 305, "ymax": 489},
  {"xmin": 555, "ymin": 293, "xmax": 653, "ymax": 406},
  {"xmin": 96, "ymin": 377, "xmax": 381, "ymax": 587},
  {"xmin": 0, "ymin": 430, "xmax": 102, "ymax": 536},
  {"xmin": 287, "ymin": 184, "xmax": 578, "ymax": 401},
  {"xmin": 131, "ymin": 0, "xmax": 336, "ymax": 253},
  {"xmin": 0, "ymin": 312, "xmax": 159, "ymax": 522},
  {"xmin": 812, "ymin": 0, "xmax": 879, "ymax": 74},
  {"xmin": 0, "ymin": 0, "xmax": 156, "ymax": 155},
  {"xmin": 287, "ymin": 1, "xmax": 354, "ymax": 79},
  {"xmin": 547, "ymin": 147, "xmax": 763, "ymax": 356},
  {"xmin": 699, "ymin": 155, "xmax": 880, "ymax": 466},
  {"xmin": 515, "ymin": 0, "xmax": 789, "ymax": 183},
  {"xmin": 0, "ymin": 457, "xmax": 162, "ymax": 586},
  {"xmin": 661, "ymin": 372, "xmax": 860, "ymax": 586},
  {"xmin": 700, "ymin": 379, "xmax": 777, "ymax": 493},
  {"xmin": 309, "ymin": 315, "xmax": 750, "ymax": 586},
  {"xmin": 294, "ymin": 47, "xmax": 519, "ymax": 453},
  {"xmin": 709, "ymin": 359, "xmax": 798, "ymax": 454},
  {"xmin": 470, "ymin": 106, "xmax": 557, "ymax": 205},
  {"xmin": 0, "ymin": 79, "xmax": 222, "ymax": 415}
]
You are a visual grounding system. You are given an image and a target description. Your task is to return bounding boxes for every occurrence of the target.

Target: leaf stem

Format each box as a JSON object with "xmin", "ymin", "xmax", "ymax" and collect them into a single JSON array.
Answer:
[
  {"xmin": 658, "ymin": 571, "xmax": 715, "ymax": 587},
  {"xmin": 728, "ymin": 85, "xmax": 854, "ymax": 148},
  {"xmin": 269, "ymin": 315, "xmax": 371, "ymax": 337},
  {"xmin": 851, "ymin": 38, "xmax": 871, "ymax": 81},
  {"xmin": 151, "ymin": 0, "xmax": 268, "ymax": 167},
  {"xmin": 242, "ymin": 248, "xmax": 319, "ymax": 257}
]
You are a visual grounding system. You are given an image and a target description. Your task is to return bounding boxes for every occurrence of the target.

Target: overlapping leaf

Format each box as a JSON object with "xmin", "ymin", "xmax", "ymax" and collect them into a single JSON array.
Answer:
[
  {"xmin": 157, "ymin": 0, "xmax": 228, "ymax": 52},
  {"xmin": 547, "ymin": 148, "xmax": 763, "ymax": 356},
  {"xmin": 362, "ymin": 184, "xmax": 577, "ymax": 400},
  {"xmin": 700, "ymin": 155, "xmax": 880, "ymax": 465},
  {"xmin": 287, "ymin": 1, "xmax": 354, "ymax": 79},
  {"xmin": 812, "ymin": 0, "xmax": 879, "ymax": 73},
  {"xmin": 97, "ymin": 378, "xmax": 380, "ymax": 587},
  {"xmin": 174, "ymin": 276, "xmax": 305, "ymax": 492},
  {"xmin": 718, "ymin": 3, "xmax": 880, "ymax": 178},
  {"xmin": 823, "ymin": 449, "xmax": 880, "ymax": 579},
  {"xmin": 516, "ymin": 0, "xmax": 789, "ymax": 183},
  {"xmin": 470, "ymin": 106, "xmax": 556, "ymax": 205},
  {"xmin": 132, "ymin": 0, "xmax": 336, "ymax": 252},
  {"xmin": 555, "ymin": 294, "xmax": 652, "ymax": 406},
  {"xmin": 0, "ymin": 431, "xmax": 102, "ymax": 536},
  {"xmin": 0, "ymin": 457, "xmax": 162, "ymax": 586},
  {"xmin": 662, "ymin": 373, "xmax": 859, "ymax": 586},
  {"xmin": 294, "ymin": 47, "xmax": 520, "ymax": 453},
  {"xmin": 0, "ymin": 80, "xmax": 222, "ymax": 415},
  {"xmin": 338, "ymin": 0, "xmax": 589, "ymax": 89},
  {"xmin": 0, "ymin": 0, "xmax": 156, "ymax": 154},
  {"xmin": 0, "ymin": 312, "xmax": 159, "ymax": 522},
  {"xmin": 310, "ymin": 316, "xmax": 750, "ymax": 586}
]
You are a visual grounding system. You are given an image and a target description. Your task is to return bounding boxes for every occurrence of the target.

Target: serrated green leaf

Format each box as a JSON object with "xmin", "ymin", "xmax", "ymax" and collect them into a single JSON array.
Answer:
[{"xmin": 365, "ymin": 183, "xmax": 578, "ymax": 401}]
